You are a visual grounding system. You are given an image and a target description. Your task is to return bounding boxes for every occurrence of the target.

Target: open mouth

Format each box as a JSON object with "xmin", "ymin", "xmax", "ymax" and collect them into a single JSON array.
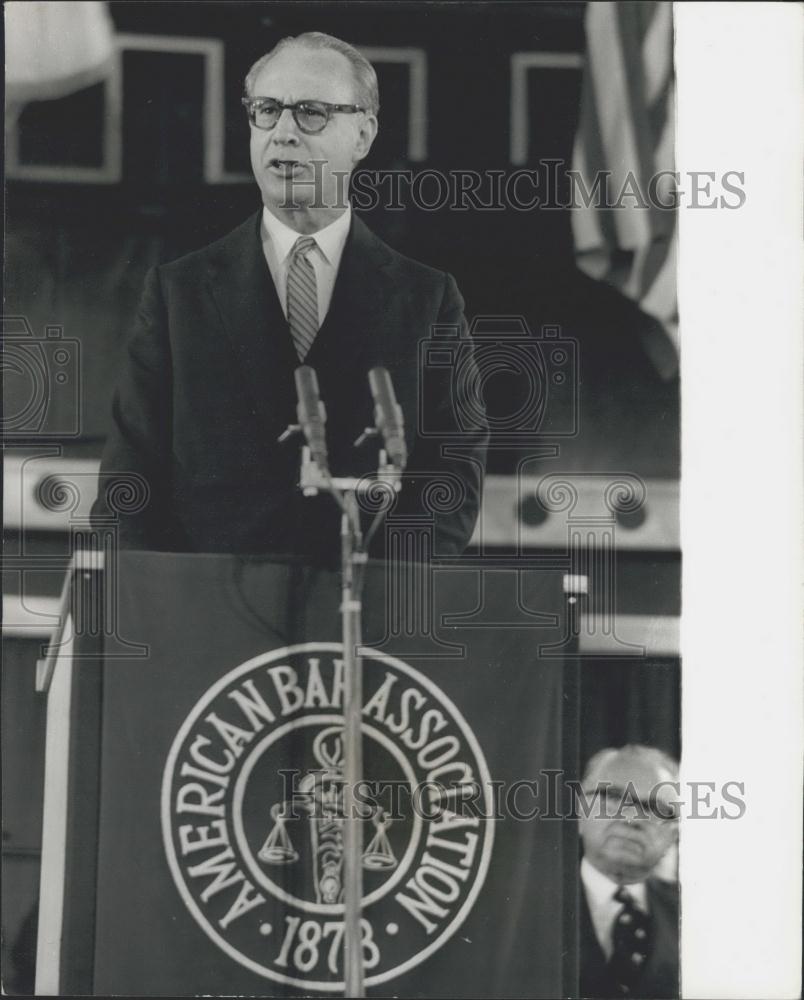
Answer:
[{"xmin": 268, "ymin": 159, "xmax": 304, "ymax": 177}]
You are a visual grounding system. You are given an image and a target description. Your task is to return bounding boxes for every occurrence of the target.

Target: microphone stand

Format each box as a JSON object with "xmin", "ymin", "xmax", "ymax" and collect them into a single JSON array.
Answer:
[
  {"xmin": 282, "ymin": 439, "xmax": 401, "ymax": 998},
  {"xmin": 339, "ymin": 486, "xmax": 366, "ymax": 1000}
]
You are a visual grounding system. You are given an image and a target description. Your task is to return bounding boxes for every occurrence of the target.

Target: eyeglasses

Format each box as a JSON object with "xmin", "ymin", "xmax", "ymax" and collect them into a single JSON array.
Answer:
[
  {"xmin": 585, "ymin": 786, "xmax": 679, "ymax": 822},
  {"xmin": 241, "ymin": 97, "xmax": 366, "ymax": 135}
]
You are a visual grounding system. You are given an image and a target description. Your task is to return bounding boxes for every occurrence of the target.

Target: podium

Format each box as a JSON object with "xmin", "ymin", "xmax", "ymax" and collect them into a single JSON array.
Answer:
[{"xmin": 35, "ymin": 551, "xmax": 580, "ymax": 997}]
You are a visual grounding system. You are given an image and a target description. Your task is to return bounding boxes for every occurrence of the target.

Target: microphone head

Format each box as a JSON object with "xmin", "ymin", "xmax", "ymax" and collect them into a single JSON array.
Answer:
[
  {"xmin": 294, "ymin": 365, "xmax": 329, "ymax": 475},
  {"xmin": 295, "ymin": 365, "xmax": 326, "ymax": 421},
  {"xmin": 368, "ymin": 366, "xmax": 407, "ymax": 470},
  {"xmin": 368, "ymin": 366, "xmax": 396, "ymax": 422},
  {"xmin": 367, "ymin": 366, "xmax": 385, "ymax": 398}
]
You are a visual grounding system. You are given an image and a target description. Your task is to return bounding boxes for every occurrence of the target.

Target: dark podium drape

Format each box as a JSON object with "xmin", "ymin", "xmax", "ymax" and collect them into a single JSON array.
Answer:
[{"xmin": 49, "ymin": 552, "xmax": 577, "ymax": 997}]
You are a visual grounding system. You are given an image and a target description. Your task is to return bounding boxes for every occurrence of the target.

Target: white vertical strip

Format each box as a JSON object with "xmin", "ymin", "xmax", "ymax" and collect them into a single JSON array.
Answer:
[
  {"xmin": 407, "ymin": 48, "xmax": 427, "ymax": 162},
  {"xmin": 677, "ymin": 3, "xmax": 803, "ymax": 998},
  {"xmin": 509, "ymin": 53, "xmax": 529, "ymax": 166},
  {"xmin": 204, "ymin": 39, "xmax": 224, "ymax": 184},
  {"xmin": 642, "ymin": 1, "xmax": 673, "ymax": 104},
  {"xmin": 103, "ymin": 47, "xmax": 123, "ymax": 183},
  {"xmin": 34, "ymin": 619, "xmax": 75, "ymax": 996}
]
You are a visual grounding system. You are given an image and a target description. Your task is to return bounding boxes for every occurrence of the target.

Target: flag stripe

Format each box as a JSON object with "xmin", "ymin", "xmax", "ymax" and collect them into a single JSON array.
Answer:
[{"xmin": 571, "ymin": 0, "xmax": 678, "ymax": 374}]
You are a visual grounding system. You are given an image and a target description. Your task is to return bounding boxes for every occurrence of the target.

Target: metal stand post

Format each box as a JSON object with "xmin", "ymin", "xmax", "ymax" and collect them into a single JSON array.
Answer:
[
  {"xmin": 341, "ymin": 494, "xmax": 366, "ymax": 998},
  {"xmin": 282, "ymin": 440, "xmax": 399, "ymax": 998}
]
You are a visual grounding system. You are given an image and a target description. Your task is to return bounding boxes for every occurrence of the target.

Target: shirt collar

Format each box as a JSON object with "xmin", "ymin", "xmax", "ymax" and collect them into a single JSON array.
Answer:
[
  {"xmin": 580, "ymin": 857, "xmax": 648, "ymax": 912},
  {"xmin": 261, "ymin": 205, "xmax": 352, "ymax": 266}
]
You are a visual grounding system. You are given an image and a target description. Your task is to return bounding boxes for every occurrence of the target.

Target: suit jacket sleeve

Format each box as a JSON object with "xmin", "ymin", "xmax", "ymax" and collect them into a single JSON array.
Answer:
[
  {"xmin": 91, "ymin": 266, "xmax": 184, "ymax": 550},
  {"xmin": 398, "ymin": 271, "xmax": 489, "ymax": 556}
]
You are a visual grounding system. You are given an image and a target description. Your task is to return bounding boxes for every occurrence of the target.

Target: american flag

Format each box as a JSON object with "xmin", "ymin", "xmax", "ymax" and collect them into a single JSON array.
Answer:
[{"xmin": 572, "ymin": 1, "xmax": 678, "ymax": 378}]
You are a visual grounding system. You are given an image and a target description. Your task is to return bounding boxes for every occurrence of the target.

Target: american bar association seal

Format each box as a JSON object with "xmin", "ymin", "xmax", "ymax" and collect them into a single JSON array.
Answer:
[{"xmin": 161, "ymin": 642, "xmax": 494, "ymax": 990}]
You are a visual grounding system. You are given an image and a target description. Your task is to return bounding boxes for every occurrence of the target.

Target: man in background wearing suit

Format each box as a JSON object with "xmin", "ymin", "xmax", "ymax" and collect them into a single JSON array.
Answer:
[
  {"xmin": 578, "ymin": 745, "xmax": 679, "ymax": 999},
  {"xmin": 92, "ymin": 32, "xmax": 487, "ymax": 561}
]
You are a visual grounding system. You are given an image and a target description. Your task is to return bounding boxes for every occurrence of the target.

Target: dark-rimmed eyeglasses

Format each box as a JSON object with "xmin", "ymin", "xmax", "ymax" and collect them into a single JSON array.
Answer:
[
  {"xmin": 241, "ymin": 97, "xmax": 367, "ymax": 135},
  {"xmin": 588, "ymin": 786, "xmax": 680, "ymax": 822}
]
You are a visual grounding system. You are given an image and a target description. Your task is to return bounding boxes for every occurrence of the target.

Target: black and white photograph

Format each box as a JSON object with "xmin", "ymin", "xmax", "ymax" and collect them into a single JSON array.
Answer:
[{"xmin": 2, "ymin": 2, "xmax": 801, "ymax": 997}]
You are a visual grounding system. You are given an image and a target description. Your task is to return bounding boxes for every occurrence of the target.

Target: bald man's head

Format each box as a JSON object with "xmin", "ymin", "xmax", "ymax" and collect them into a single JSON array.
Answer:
[{"xmin": 579, "ymin": 744, "xmax": 679, "ymax": 884}]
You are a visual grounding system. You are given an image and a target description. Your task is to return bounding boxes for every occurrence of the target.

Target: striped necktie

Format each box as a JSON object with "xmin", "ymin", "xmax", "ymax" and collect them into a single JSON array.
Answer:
[{"xmin": 287, "ymin": 236, "xmax": 319, "ymax": 361}]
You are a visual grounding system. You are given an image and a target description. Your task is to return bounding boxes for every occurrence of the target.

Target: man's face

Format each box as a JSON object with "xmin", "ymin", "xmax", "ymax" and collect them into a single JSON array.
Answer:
[
  {"xmin": 248, "ymin": 45, "xmax": 377, "ymax": 218},
  {"xmin": 578, "ymin": 753, "xmax": 678, "ymax": 884}
]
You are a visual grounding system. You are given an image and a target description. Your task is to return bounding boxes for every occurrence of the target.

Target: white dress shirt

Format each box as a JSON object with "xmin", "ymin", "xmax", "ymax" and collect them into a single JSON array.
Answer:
[
  {"xmin": 580, "ymin": 857, "xmax": 648, "ymax": 960},
  {"xmin": 260, "ymin": 205, "xmax": 352, "ymax": 328}
]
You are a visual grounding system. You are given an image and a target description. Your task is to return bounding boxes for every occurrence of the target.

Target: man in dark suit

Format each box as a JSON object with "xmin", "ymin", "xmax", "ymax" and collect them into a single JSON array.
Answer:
[
  {"xmin": 92, "ymin": 32, "xmax": 487, "ymax": 562},
  {"xmin": 577, "ymin": 745, "xmax": 679, "ymax": 999}
]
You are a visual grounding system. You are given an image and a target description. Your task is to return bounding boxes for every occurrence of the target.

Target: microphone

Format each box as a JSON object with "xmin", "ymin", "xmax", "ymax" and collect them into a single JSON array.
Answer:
[
  {"xmin": 368, "ymin": 367, "xmax": 408, "ymax": 471},
  {"xmin": 294, "ymin": 366, "xmax": 330, "ymax": 477}
]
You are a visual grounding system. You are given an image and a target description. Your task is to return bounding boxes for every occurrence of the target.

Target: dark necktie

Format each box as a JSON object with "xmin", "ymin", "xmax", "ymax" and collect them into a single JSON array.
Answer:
[
  {"xmin": 287, "ymin": 236, "xmax": 319, "ymax": 361},
  {"xmin": 608, "ymin": 885, "xmax": 654, "ymax": 996}
]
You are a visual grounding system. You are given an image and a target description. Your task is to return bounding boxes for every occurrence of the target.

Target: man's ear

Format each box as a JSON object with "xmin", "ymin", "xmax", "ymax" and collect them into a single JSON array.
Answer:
[{"xmin": 353, "ymin": 114, "xmax": 378, "ymax": 162}]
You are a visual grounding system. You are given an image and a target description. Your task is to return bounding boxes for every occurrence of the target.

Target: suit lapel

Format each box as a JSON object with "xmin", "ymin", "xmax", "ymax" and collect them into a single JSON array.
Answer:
[
  {"xmin": 206, "ymin": 211, "xmax": 395, "ymax": 439},
  {"xmin": 305, "ymin": 214, "xmax": 395, "ymax": 371},
  {"xmin": 206, "ymin": 211, "xmax": 298, "ymax": 435},
  {"xmin": 579, "ymin": 884, "xmax": 611, "ymax": 990}
]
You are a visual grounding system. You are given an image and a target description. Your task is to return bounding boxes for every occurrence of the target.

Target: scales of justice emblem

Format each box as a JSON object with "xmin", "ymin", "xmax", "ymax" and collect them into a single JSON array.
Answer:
[
  {"xmin": 257, "ymin": 726, "xmax": 397, "ymax": 905},
  {"xmin": 162, "ymin": 644, "xmax": 495, "ymax": 989}
]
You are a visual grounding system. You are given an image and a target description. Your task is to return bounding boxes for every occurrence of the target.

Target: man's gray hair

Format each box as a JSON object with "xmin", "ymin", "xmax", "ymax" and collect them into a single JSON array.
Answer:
[
  {"xmin": 582, "ymin": 744, "xmax": 679, "ymax": 787},
  {"xmin": 244, "ymin": 32, "xmax": 380, "ymax": 117}
]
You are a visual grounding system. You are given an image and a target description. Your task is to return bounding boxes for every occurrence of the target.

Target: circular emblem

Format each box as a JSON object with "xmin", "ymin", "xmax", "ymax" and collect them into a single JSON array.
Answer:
[{"xmin": 161, "ymin": 643, "xmax": 494, "ymax": 990}]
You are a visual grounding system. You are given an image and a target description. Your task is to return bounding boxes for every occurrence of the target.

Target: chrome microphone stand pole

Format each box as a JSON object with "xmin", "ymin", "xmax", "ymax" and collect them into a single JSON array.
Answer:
[
  {"xmin": 285, "ymin": 439, "xmax": 399, "ymax": 999},
  {"xmin": 339, "ymin": 488, "xmax": 366, "ymax": 999}
]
